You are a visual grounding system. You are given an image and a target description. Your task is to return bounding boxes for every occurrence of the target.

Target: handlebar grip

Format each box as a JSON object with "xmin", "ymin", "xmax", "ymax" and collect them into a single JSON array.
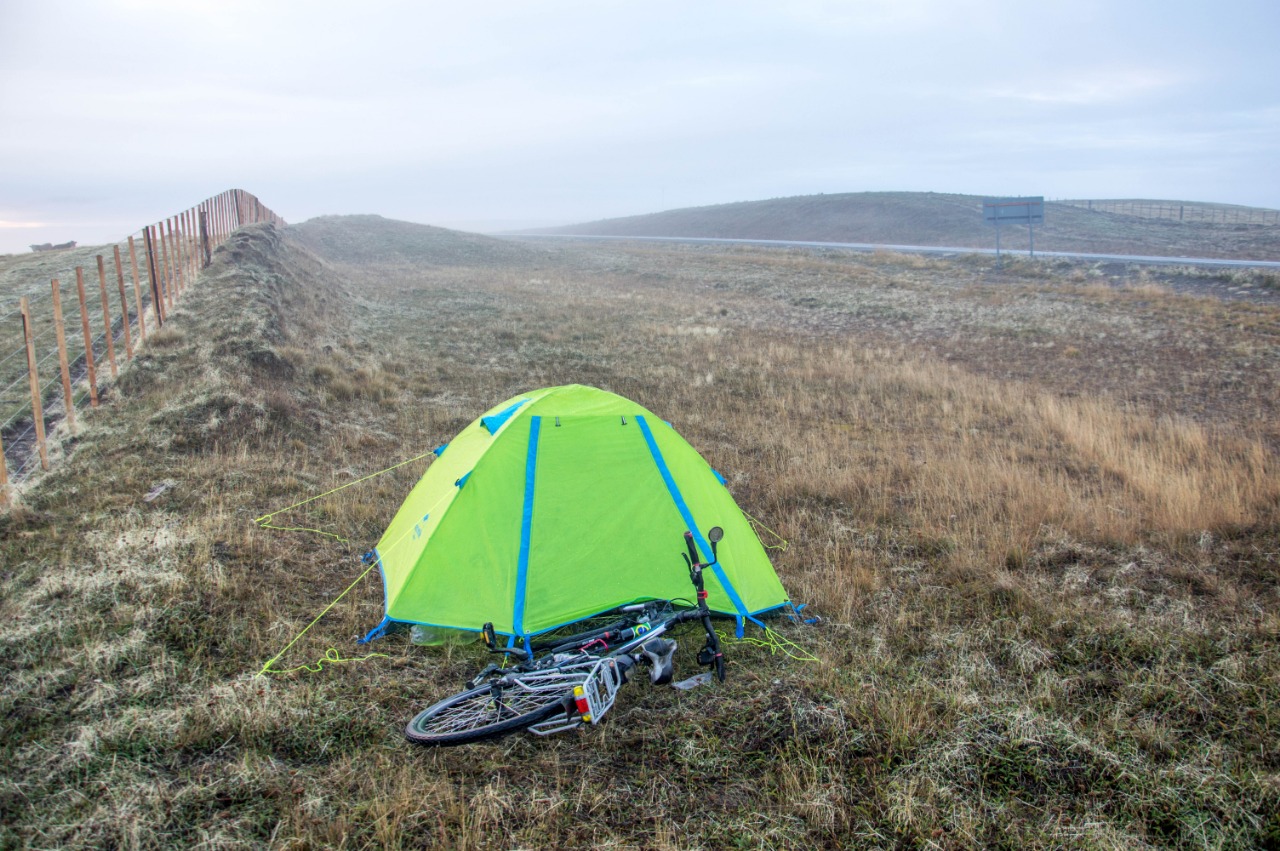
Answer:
[{"xmin": 683, "ymin": 530, "xmax": 700, "ymax": 566}]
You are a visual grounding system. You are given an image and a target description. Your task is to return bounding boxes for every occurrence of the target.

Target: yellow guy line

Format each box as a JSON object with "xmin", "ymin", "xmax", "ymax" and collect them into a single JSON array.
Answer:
[
  {"xmin": 253, "ymin": 450, "xmax": 435, "ymax": 675},
  {"xmin": 743, "ymin": 510, "xmax": 789, "ymax": 552},
  {"xmin": 257, "ymin": 559, "xmax": 387, "ymax": 676},
  {"xmin": 719, "ymin": 626, "xmax": 819, "ymax": 663},
  {"xmin": 253, "ymin": 450, "xmax": 436, "ymax": 540}
]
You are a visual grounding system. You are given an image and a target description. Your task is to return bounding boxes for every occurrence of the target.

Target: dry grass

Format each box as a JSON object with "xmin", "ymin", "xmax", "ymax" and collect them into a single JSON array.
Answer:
[{"xmin": 1, "ymin": 221, "xmax": 1277, "ymax": 848}]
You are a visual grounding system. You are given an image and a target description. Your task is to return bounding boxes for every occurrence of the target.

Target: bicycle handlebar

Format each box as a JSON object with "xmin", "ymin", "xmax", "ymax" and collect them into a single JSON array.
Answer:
[
  {"xmin": 681, "ymin": 527, "xmax": 727, "ymax": 683},
  {"xmin": 683, "ymin": 530, "xmax": 700, "ymax": 568}
]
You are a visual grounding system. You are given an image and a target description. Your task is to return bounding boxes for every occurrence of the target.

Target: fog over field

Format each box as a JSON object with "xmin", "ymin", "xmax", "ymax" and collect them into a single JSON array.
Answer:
[
  {"xmin": 2, "ymin": 2, "xmax": 1280, "ymax": 846},
  {"xmin": 2, "ymin": 0, "xmax": 1279, "ymax": 252},
  {"xmin": 1, "ymin": 217, "xmax": 1278, "ymax": 847}
]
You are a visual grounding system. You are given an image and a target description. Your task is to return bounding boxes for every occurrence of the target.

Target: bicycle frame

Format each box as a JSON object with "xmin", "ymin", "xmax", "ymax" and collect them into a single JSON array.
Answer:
[
  {"xmin": 485, "ymin": 616, "xmax": 680, "ymax": 733},
  {"xmin": 406, "ymin": 527, "xmax": 730, "ymax": 744}
]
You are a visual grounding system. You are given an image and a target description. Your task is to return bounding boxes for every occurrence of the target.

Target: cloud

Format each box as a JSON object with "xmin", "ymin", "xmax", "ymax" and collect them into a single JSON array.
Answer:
[
  {"xmin": 1, "ymin": 0, "xmax": 1277, "ymax": 249},
  {"xmin": 985, "ymin": 67, "xmax": 1187, "ymax": 105}
]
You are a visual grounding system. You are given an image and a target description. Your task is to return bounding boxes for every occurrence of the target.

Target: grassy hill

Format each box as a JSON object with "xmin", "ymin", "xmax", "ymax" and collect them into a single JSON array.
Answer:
[
  {"xmin": 289, "ymin": 214, "xmax": 543, "ymax": 267},
  {"xmin": 535, "ymin": 191, "xmax": 1280, "ymax": 260},
  {"xmin": 1, "ymin": 216, "xmax": 1277, "ymax": 848}
]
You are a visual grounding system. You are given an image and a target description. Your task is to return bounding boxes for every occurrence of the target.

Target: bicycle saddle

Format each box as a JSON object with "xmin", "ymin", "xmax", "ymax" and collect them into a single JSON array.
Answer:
[{"xmin": 639, "ymin": 638, "xmax": 677, "ymax": 685}]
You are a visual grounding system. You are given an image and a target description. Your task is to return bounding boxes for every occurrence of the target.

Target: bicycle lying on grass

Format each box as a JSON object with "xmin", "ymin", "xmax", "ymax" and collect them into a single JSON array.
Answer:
[{"xmin": 405, "ymin": 527, "xmax": 730, "ymax": 746}]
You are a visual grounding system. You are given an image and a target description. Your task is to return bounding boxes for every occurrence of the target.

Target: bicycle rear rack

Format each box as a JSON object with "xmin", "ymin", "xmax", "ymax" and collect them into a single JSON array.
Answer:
[{"xmin": 527, "ymin": 656, "xmax": 628, "ymax": 736}]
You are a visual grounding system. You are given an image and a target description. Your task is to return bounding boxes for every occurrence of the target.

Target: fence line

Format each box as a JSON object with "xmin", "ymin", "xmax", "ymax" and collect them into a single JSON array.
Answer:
[
  {"xmin": 1056, "ymin": 199, "xmax": 1280, "ymax": 225},
  {"xmin": 0, "ymin": 188, "xmax": 285, "ymax": 507}
]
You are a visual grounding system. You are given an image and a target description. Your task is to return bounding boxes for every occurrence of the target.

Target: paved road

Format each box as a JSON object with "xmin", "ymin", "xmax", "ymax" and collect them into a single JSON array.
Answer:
[{"xmin": 514, "ymin": 233, "xmax": 1280, "ymax": 269}]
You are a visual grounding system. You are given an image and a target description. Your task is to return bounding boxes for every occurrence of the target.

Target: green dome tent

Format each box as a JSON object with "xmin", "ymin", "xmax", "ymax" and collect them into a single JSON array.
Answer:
[{"xmin": 362, "ymin": 384, "xmax": 790, "ymax": 647}]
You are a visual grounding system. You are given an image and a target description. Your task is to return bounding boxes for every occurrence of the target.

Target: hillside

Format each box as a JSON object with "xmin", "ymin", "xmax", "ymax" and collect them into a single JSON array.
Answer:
[
  {"xmin": 2, "ymin": 215, "xmax": 1278, "ymax": 848},
  {"xmin": 289, "ymin": 214, "xmax": 542, "ymax": 267},
  {"xmin": 535, "ymin": 191, "xmax": 1280, "ymax": 260}
]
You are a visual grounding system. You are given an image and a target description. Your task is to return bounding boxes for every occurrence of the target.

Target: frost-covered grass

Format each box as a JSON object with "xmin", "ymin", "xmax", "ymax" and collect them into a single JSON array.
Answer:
[{"xmin": 1, "ymin": 224, "xmax": 1277, "ymax": 848}]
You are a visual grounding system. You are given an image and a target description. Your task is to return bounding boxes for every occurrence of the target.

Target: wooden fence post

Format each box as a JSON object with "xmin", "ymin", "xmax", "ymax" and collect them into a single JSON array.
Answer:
[
  {"xmin": 50, "ymin": 279, "xmax": 77, "ymax": 433},
  {"xmin": 179, "ymin": 218, "xmax": 189, "ymax": 291},
  {"xmin": 143, "ymin": 226, "xmax": 164, "ymax": 328},
  {"xmin": 157, "ymin": 223, "xmax": 173, "ymax": 314},
  {"xmin": 149, "ymin": 224, "xmax": 164, "ymax": 318},
  {"xmin": 128, "ymin": 235, "xmax": 147, "ymax": 341},
  {"xmin": 162, "ymin": 220, "xmax": 175, "ymax": 310},
  {"xmin": 200, "ymin": 210, "xmax": 211, "ymax": 267},
  {"xmin": 20, "ymin": 297, "xmax": 49, "ymax": 471},
  {"xmin": 185, "ymin": 210, "xmax": 196, "ymax": 279},
  {"xmin": 179, "ymin": 211, "xmax": 188, "ymax": 280},
  {"xmin": 168, "ymin": 218, "xmax": 184, "ymax": 297},
  {"xmin": 160, "ymin": 218, "xmax": 172, "ymax": 308},
  {"xmin": 173, "ymin": 218, "xmax": 185, "ymax": 295},
  {"xmin": 112, "ymin": 246, "xmax": 134, "ymax": 359},
  {"xmin": 95, "ymin": 255, "xmax": 118, "ymax": 379},
  {"xmin": 175, "ymin": 217, "xmax": 185, "ymax": 294},
  {"xmin": 74, "ymin": 268, "xmax": 100, "ymax": 407}
]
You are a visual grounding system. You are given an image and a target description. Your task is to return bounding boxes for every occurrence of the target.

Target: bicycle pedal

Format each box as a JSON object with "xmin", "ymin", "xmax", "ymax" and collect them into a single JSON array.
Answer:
[
  {"xmin": 672, "ymin": 672, "xmax": 713, "ymax": 690},
  {"xmin": 615, "ymin": 654, "xmax": 637, "ymax": 684}
]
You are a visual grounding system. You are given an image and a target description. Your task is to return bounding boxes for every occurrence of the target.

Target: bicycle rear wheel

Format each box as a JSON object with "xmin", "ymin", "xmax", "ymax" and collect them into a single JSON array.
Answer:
[{"xmin": 405, "ymin": 681, "xmax": 567, "ymax": 746}]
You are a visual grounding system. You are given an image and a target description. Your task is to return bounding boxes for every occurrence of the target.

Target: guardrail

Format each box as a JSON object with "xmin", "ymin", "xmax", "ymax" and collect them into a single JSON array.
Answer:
[{"xmin": 0, "ymin": 189, "xmax": 284, "ymax": 506}]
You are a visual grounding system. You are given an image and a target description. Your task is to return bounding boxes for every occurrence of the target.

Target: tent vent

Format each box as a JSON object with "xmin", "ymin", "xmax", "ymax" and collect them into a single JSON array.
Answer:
[{"xmin": 482, "ymin": 400, "xmax": 527, "ymax": 435}]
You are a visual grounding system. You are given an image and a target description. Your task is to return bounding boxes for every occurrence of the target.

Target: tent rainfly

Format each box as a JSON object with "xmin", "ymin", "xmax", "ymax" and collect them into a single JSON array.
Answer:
[{"xmin": 361, "ymin": 385, "xmax": 790, "ymax": 648}]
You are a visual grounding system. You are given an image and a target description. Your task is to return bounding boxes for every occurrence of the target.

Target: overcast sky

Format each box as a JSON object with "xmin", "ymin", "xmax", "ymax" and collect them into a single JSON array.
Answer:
[{"xmin": 2, "ymin": 0, "xmax": 1278, "ymax": 253}]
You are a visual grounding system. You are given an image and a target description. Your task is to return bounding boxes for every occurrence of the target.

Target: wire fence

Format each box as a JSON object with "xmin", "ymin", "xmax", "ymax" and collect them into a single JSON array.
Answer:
[
  {"xmin": 1056, "ymin": 199, "xmax": 1280, "ymax": 225},
  {"xmin": 0, "ymin": 189, "xmax": 285, "ymax": 506}
]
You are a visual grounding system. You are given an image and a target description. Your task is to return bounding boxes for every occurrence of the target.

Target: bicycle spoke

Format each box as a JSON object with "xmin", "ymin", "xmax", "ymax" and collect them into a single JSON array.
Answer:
[{"xmin": 410, "ymin": 685, "xmax": 566, "ymax": 738}]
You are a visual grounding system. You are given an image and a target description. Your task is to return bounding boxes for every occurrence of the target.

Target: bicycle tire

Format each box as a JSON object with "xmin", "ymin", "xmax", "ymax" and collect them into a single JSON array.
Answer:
[{"xmin": 405, "ymin": 681, "xmax": 567, "ymax": 746}]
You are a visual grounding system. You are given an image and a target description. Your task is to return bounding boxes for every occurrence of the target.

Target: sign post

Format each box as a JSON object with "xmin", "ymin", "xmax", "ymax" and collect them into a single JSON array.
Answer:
[{"xmin": 983, "ymin": 196, "xmax": 1045, "ymax": 264}]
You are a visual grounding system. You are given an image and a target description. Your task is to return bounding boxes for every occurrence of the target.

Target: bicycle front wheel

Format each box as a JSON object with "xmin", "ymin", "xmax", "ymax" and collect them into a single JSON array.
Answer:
[{"xmin": 405, "ymin": 681, "xmax": 567, "ymax": 746}]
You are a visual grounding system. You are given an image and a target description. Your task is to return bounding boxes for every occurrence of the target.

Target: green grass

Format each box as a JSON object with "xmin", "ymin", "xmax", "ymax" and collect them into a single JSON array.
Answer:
[{"xmin": 1, "ymin": 220, "xmax": 1277, "ymax": 848}]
